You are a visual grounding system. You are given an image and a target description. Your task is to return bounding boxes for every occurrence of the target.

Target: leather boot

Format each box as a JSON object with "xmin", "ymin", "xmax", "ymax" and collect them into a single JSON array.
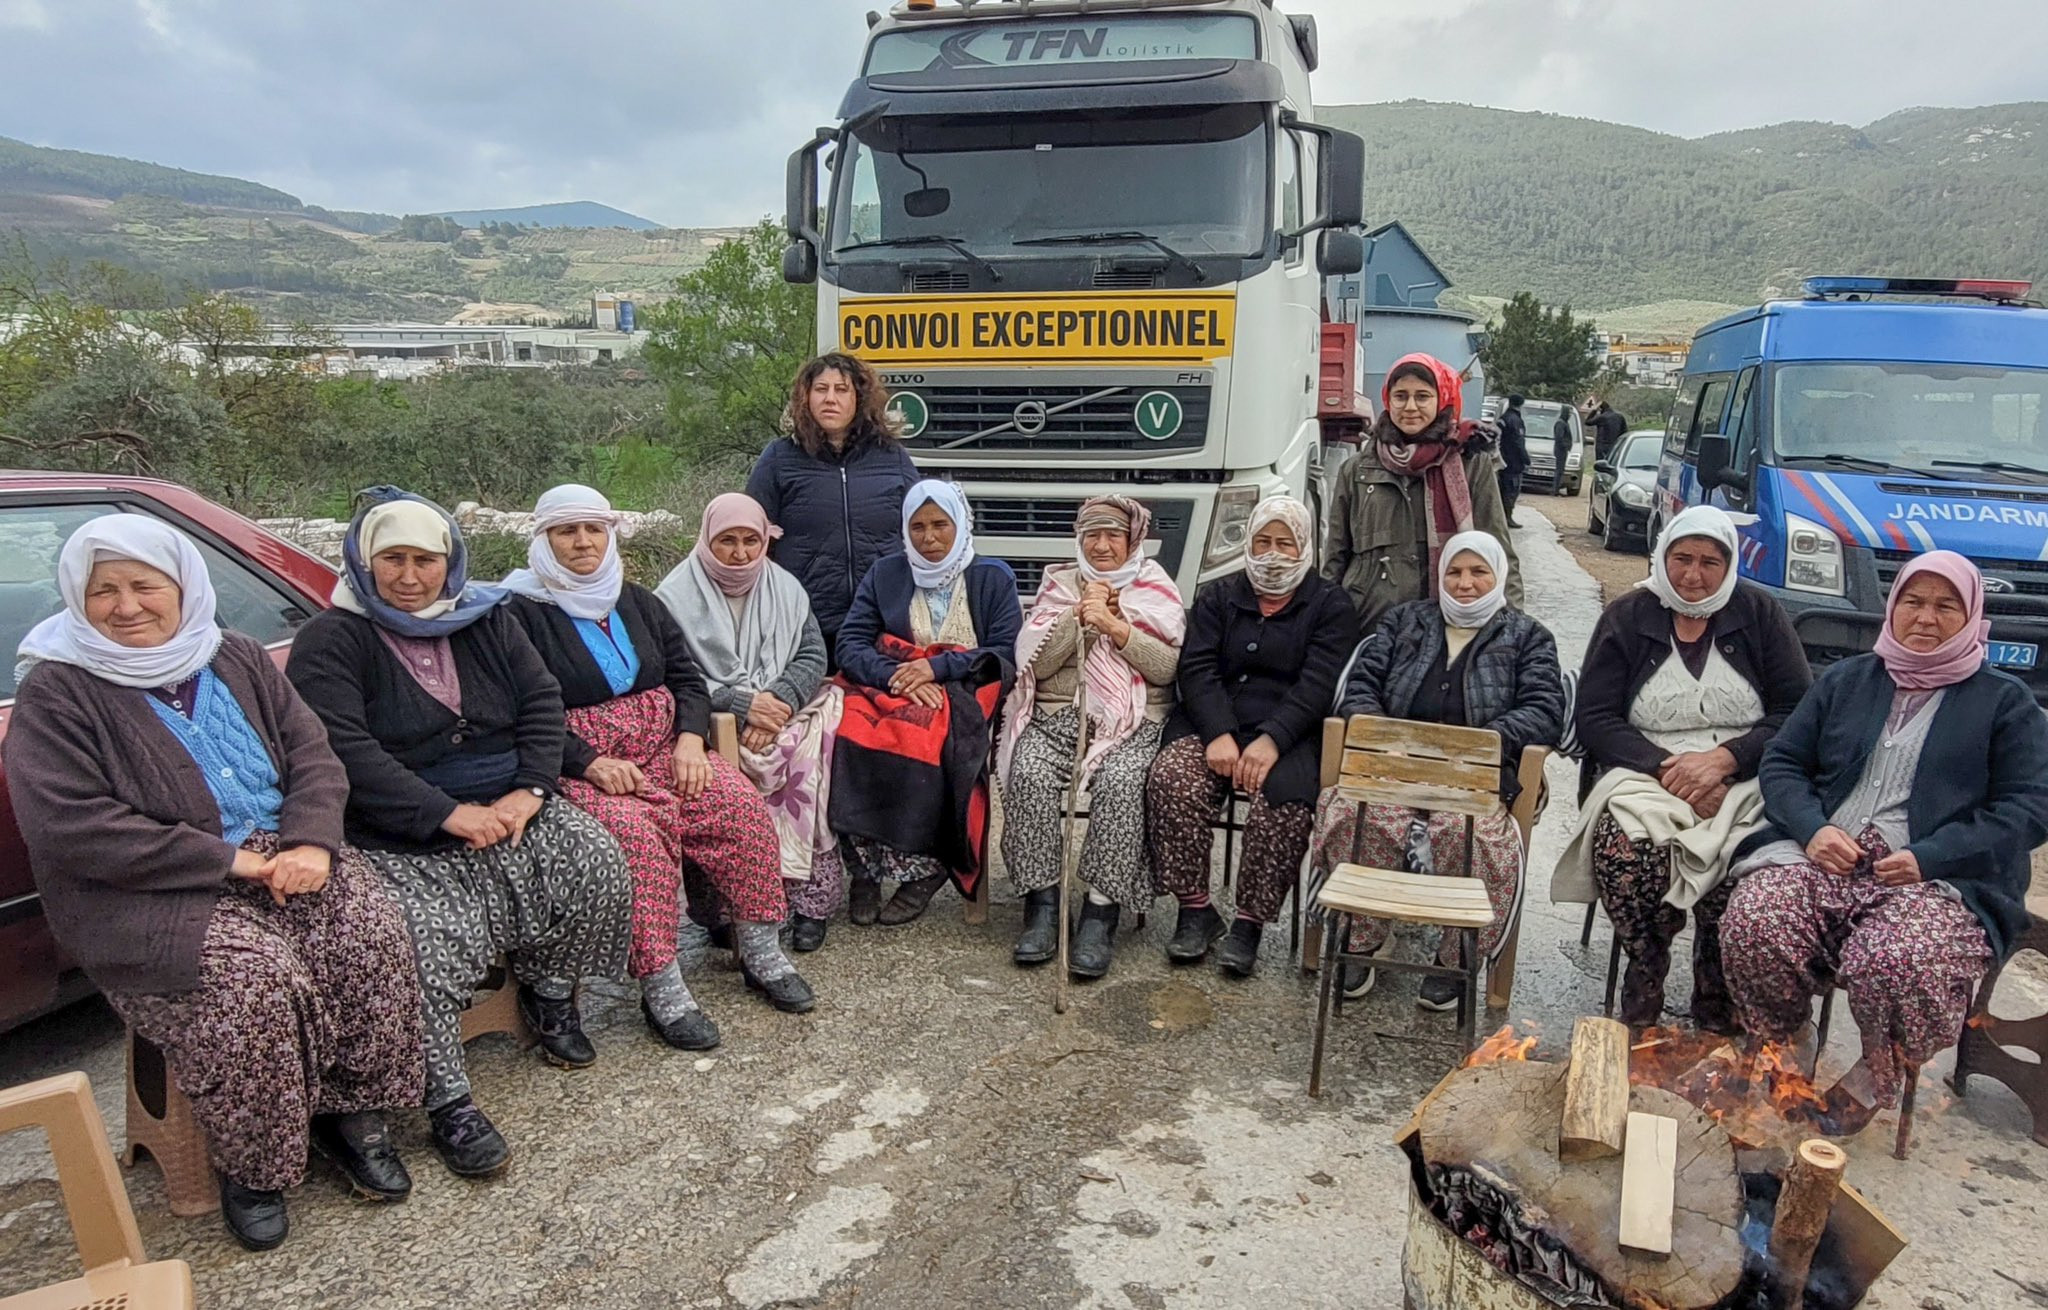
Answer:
[
  {"xmin": 310, "ymin": 1110, "xmax": 410, "ymax": 1201},
  {"xmin": 517, "ymin": 985, "xmax": 597, "ymax": 1069},
  {"xmin": 1165, "ymin": 903, "xmax": 1226, "ymax": 964},
  {"xmin": 427, "ymin": 1096, "xmax": 511, "ymax": 1178},
  {"xmin": 848, "ymin": 878, "xmax": 884, "ymax": 927},
  {"xmin": 1068, "ymin": 899, "xmax": 1120, "ymax": 980},
  {"xmin": 790, "ymin": 915, "xmax": 829, "ymax": 953},
  {"xmin": 1214, "ymin": 917, "xmax": 1263, "ymax": 978},
  {"xmin": 878, "ymin": 871, "xmax": 950, "ymax": 925},
  {"xmin": 1014, "ymin": 887, "xmax": 1059, "ymax": 965},
  {"xmin": 220, "ymin": 1178, "xmax": 288, "ymax": 1251}
]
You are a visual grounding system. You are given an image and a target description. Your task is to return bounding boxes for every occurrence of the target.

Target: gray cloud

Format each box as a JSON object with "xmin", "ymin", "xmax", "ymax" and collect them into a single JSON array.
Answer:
[{"xmin": 2, "ymin": 0, "xmax": 2043, "ymax": 226}]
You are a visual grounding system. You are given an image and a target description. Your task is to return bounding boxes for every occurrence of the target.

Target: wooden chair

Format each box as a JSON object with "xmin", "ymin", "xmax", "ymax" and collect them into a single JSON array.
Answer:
[
  {"xmin": 3, "ymin": 1071, "xmax": 195, "ymax": 1310},
  {"xmin": 1302, "ymin": 724, "xmax": 1548, "ymax": 1011},
  {"xmin": 1308, "ymin": 716, "xmax": 1508, "ymax": 1095}
]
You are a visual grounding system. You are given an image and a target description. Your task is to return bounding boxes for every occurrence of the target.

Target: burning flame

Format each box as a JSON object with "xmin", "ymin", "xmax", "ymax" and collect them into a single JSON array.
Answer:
[
  {"xmin": 1627, "ymin": 1027, "xmax": 1830, "ymax": 1148},
  {"xmin": 1464, "ymin": 1024, "xmax": 1539, "ymax": 1067}
]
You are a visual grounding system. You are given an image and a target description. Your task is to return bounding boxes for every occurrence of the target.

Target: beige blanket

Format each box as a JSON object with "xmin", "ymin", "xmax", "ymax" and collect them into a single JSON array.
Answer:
[{"xmin": 1551, "ymin": 769, "xmax": 1767, "ymax": 911}]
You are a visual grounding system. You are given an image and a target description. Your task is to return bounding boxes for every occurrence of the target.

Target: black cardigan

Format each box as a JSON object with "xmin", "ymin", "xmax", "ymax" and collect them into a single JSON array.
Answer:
[
  {"xmin": 505, "ymin": 584, "xmax": 711, "ymax": 777},
  {"xmin": 1735, "ymin": 655, "xmax": 2048, "ymax": 961},
  {"xmin": 1160, "ymin": 572, "xmax": 1360, "ymax": 806},
  {"xmin": 286, "ymin": 604, "xmax": 564, "ymax": 853},
  {"xmin": 1573, "ymin": 583, "xmax": 1811, "ymax": 801}
]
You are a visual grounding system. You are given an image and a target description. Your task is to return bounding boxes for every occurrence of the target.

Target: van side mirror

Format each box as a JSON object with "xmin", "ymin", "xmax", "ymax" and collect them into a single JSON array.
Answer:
[{"xmin": 1695, "ymin": 434, "xmax": 1741, "ymax": 493}]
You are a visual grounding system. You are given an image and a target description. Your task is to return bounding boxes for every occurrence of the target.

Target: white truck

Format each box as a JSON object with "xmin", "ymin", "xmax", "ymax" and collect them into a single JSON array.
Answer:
[{"xmin": 782, "ymin": 0, "xmax": 1365, "ymax": 598}]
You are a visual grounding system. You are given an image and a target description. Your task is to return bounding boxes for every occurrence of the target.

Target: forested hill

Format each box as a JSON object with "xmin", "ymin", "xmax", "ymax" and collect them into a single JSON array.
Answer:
[
  {"xmin": 1320, "ymin": 101, "xmax": 2048, "ymax": 312},
  {"xmin": 0, "ymin": 134, "xmax": 302, "ymax": 210}
]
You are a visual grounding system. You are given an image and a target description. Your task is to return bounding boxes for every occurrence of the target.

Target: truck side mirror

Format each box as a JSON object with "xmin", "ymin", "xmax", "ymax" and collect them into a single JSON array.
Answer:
[
  {"xmin": 1280, "ymin": 114, "xmax": 1365, "ymax": 237},
  {"xmin": 782, "ymin": 242, "xmax": 818, "ymax": 285},
  {"xmin": 783, "ymin": 129, "xmax": 830, "ymax": 284},
  {"xmin": 1319, "ymin": 229, "xmax": 1364, "ymax": 276}
]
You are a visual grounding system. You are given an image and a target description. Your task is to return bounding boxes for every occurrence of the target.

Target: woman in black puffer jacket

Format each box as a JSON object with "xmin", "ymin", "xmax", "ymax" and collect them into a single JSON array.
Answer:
[
  {"xmin": 745, "ymin": 353, "xmax": 920, "ymax": 657},
  {"xmin": 1308, "ymin": 531, "xmax": 1564, "ymax": 1007}
]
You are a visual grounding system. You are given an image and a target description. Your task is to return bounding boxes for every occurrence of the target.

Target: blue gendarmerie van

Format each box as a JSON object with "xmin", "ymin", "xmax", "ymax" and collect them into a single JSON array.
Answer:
[{"xmin": 1655, "ymin": 276, "xmax": 2048, "ymax": 700}]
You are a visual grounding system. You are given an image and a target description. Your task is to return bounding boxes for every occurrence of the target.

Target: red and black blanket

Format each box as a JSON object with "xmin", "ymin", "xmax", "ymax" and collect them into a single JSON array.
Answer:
[{"xmin": 827, "ymin": 634, "xmax": 1013, "ymax": 900}]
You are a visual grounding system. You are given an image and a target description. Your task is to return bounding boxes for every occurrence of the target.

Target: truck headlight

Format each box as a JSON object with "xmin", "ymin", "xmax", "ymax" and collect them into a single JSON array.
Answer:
[
  {"xmin": 1784, "ymin": 512, "xmax": 1845, "ymax": 596},
  {"xmin": 1204, "ymin": 484, "xmax": 1260, "ymax": 569},
  {"xmin": 1616, "ymin": 483, "xmax": 1650, "ymax": 508}
]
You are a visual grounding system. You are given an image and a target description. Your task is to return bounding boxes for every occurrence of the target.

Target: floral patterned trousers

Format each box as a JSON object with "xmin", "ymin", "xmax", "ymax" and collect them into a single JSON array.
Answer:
[
  {"xmin": 1145, "ymin": 736, "xmax": 1315, "ymax": 924},
  {"xmin": 1589, "ymin": 811, "xmax": 1741, "ymax": 1029},
  {"xmin": 1721, "ymin": 827, "xmax": 1991, "ymax": 1107},
  {"xmin": 104, "ymin": 834, "xmax": 425, "ymax": 1191}
]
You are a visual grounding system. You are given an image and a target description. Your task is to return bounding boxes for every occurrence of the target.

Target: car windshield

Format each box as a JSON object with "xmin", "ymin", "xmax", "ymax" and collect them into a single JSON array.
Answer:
[
  {"xmin": 829, "ymin": 105, "xmax": 1269, "ymax": 259},
  {"xmin": 1773, "ymin": 361, "xmax": 2048, "ymax": 478},
  {"xmin": 1621, "ymin": 436, "xmax": 1661, "ymax": 470},
  {"xmin": 1523, "ymin": 402, "xmax": 1578, "ymax": 434}
]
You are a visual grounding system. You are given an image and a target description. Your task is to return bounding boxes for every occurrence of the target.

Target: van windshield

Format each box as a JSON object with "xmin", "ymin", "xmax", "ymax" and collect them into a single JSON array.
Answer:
[{"xmin": 1773, "ymin": 362, "xmax": 2048, "ymax": 480}]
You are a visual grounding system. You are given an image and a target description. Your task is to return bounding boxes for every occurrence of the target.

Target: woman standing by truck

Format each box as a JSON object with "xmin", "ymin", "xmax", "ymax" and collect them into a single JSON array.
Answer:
[{"xmin": 746, "ymin": 354, "xmax": 920, "ymax": 663}]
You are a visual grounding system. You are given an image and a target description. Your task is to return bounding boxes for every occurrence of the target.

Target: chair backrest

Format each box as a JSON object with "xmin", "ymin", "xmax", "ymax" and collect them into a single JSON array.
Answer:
[
  {"xmin": 0, "ymin": 1071, "xmax": 149, "ymax": 1276},
  {"xmin": 1320, "ymin": 715, "xmax": 1505, "ymax": 820}
]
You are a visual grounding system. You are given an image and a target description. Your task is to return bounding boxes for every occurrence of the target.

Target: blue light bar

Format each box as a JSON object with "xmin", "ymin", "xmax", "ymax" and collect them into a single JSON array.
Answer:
[{"xmin": 1803, "ymin": 276, "xmax": 2033, "ymax": 302}]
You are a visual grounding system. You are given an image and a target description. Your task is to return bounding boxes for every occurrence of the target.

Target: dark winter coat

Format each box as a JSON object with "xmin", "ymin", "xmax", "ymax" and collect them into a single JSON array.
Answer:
[
  {"xmin": 1498, "ymin": 407, "xmax": 1530, "ymax": 476},
  {"xmin": 1735, "ymin": 654, "xmax": 2048, "ymax": 961},
  {"xmin": 286, "ymin": 604, "xmax": 565, "ymax": 854},
  {"xmin": 836, "ymin": 554, "xmax": 1023, "ymax": 693},
  {"xmin": 1592, "ymin": 406, "xmax": 1628, "ymax": 460},
  {"xmin": 1572, "ymin": 584, "xmax": 1811, "ymax": 801},
  {"xmin": 504, "ymin": 584, "xmax": 711, "ymax": 778},
  {"xmin": 745, "ymin": 435, "xmax": 920, "ymax": 639},
  {"xmin": 1161, "ymin": 573, "xmax": 1361, "ymax": 807},
  {"xmin": 1336, "ymin": 600, "xmax": 1564, "ymax": 802}
]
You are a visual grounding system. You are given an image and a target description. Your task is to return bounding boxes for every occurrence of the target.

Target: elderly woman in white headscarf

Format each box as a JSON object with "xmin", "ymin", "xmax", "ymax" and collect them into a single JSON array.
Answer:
[
  {"xmin": 655, "ymin": 491, "xmax": 842, "ymax": 953},
  {"xmin": 833, "ymin": 479, "xmax": 1022, "ymax": 926},
  {"xmin": 1309, "ymin": 529, "xmax": 1565, "ymax": 1007},
  {"xmin": 999, "ymin": 495, "xmax": 1186, "ymax": 980},
  {"xmin": 287, "ymin": 489, "xmax": 632, "ymax": 1181},
  {"xmin": 6, "ymin": 515, "xmax": 424, "ymax": 1251},
  {"xmin": 1144, "ymin": 496, "xmax": 1359, "ymax": 978},
  {"xmin": 1554, "ymin": 505, "xmax": 1811, "ymax": 1030},
  {"xmin": 502, "ymin": 484, "xmax": 814, "ymax": 1051}
]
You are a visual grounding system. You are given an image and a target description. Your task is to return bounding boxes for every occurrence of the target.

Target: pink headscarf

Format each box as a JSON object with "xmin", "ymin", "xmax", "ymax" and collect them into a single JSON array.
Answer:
[
  {"xmin": 692, "ymin": 493, "xmax": 782, "ymax": 598},
  {"xmin": 1873, "ymin": 550, "xmax": 1990, "ymax": 689}
]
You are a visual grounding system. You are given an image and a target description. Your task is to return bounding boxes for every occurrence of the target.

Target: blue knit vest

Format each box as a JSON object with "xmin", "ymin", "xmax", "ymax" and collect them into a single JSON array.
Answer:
[{"xmin": 145, "ymin": 669, "xmax": 284, "ymax": 845}]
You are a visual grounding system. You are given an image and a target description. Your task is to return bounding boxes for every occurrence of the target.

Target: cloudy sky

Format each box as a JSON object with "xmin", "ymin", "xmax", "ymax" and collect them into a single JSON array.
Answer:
[{"xmin": 1, "ymin": 0, "xmax": 2043, "ymax": 226}]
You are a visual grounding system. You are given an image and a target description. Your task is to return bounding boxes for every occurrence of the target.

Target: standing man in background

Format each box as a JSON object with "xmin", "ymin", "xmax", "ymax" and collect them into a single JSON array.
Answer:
[
  {"xmin": 1589, "ymin": 399, "xmax": 1627, "ymax": 464},
  {"xmin": 1497, "ymin": 394, "xmax": 1529, "ymax": 528},
  {"xmin": 1550, "ymin": 407, "xmax": 1575, "ymax": 496}
]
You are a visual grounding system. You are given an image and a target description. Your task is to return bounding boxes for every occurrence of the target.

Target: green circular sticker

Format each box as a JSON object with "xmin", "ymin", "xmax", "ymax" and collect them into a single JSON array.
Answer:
[
  {"xmin": 889, "ymin": 391, "xmax": 930, "ymax": 439},
  {"xmin": 1134, "ymin": 390, "xmax": 1184, "ymax": 441}
]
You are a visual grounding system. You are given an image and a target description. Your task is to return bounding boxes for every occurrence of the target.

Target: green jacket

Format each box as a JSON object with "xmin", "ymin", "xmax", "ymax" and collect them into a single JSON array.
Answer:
[{"xmin": 1319, "ymin": 440, "xmax": 1523, "ymax": 632}]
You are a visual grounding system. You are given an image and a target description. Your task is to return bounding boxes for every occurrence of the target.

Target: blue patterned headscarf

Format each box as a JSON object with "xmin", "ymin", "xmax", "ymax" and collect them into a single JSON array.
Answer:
[{"xmin": 331, "ymin": 487, "xmax": 506, "ymax": 638}]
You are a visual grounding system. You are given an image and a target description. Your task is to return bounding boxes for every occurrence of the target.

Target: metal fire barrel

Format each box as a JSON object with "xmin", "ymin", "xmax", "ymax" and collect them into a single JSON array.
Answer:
[{"xmin": 1403, "ymin": 1180, "xmax": 1561, "ymax": 1310}]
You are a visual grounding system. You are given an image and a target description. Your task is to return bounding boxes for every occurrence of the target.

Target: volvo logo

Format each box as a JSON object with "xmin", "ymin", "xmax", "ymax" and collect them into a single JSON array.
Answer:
[
  {"xmin": 1012, "ymin": 400, "xmax": 1049, "ymax": 436},
  {"xmin": 1985, "ymin": 576, "xmax": 2017, "ymax": 594}
]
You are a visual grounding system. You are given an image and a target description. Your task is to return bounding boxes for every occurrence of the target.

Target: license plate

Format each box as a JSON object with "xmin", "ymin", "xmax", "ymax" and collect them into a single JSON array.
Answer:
[{"xmin": 1989, "ymin": 641, "xmax": 2038, "ymax": 669}]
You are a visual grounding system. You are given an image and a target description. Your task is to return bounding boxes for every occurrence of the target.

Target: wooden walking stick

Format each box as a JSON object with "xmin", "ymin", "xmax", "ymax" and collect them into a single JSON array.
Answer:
[{"xmin": 1055, "ymin": 631, "xmax": 1096, "ymax": 1015}]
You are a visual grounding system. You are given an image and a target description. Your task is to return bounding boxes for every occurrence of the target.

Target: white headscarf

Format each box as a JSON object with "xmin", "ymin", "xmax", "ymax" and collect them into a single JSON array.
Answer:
[
  {"xmin": 330, "ymin": 499, "xmax": 459, "ymax": 621},
  {"xmin": 499, "ymin": 483, "xmax": 625, "ymax": 621},
  {"xmin": 1641, "ymin": 505, "xmax": 1740, "ymax": 619},
  {"xmin": 16, "ymin": 514, "xmax": 223, "ymax": 689},
  {"xmin": 1244, "ymin": 496, "xmax": 1315, "ymax": 598},
  {"xmin": 903, "ymin": 478, "xmax": 976, "ymax": 593},
  {"xmin": 1436, "ymin": 529, "xmax": 1510, "ymax": 629}
]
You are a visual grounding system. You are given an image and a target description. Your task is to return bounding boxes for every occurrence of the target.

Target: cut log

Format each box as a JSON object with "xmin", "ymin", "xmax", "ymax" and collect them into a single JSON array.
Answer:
[
  {"xmin": 1617, "ymin": 1112, "xmax": 1678, "ymax": 1256},
  {"xmin": 1770, "ymin": 1138, "xmax": 1847, "ymax": 1308},
  {"xmin": 1413, "ymin": 1060, "xmax": 1744, "ymax": 1310},
  {"xmin": 1561, "ymin": 1017, "xmax": 1631, "ymax": 1163}
]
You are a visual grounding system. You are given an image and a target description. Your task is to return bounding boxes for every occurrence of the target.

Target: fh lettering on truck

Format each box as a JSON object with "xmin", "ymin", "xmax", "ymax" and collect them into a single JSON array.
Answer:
[{"xmin": 837, "ymin": 294, "xmax": 1237, "ymax": 366}]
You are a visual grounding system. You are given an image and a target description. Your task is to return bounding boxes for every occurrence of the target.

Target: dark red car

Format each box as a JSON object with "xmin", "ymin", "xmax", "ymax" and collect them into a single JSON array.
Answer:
[{"xmin": 0, "ymin": 473, "xmax": 336, "ymax": 1031}]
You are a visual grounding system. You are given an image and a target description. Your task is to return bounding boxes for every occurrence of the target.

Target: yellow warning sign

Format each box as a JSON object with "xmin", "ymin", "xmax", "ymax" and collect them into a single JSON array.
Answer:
[{"xmin": 836, "ymin": 293, "xmax": 1235, "ymax": 365}]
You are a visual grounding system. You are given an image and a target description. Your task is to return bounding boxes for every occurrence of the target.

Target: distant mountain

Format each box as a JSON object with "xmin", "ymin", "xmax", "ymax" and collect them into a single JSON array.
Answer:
[
  {"xmin": 0, "ymin": 134, "xmax": 301, "ymax": 210},
  {"xmin": 1320, "ymin": 100, "xmax": 2048, "ymax": 313},
  {"xmin": 437, "ymin": 202, "xmax": 658, "ymax": 231}
]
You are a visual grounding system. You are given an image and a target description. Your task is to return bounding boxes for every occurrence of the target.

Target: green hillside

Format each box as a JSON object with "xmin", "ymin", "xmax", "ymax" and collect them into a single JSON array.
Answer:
[{"xmin": 0, "ymin": 134, "xmax": 301, "ymax": 210}]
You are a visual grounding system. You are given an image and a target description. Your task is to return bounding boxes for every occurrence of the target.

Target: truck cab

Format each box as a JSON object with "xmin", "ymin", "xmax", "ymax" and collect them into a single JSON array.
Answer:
[
  {"xmin": 784, "ymin": 0, "xmax": 1364, "ymax": 599},
  {"xmin": 1654, "ymin": 276, "xmax": 2048, "ymax": 699}
]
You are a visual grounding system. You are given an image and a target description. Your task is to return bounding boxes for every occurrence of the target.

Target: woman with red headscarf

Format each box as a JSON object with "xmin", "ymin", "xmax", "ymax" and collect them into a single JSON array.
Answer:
[
  {"xmin": 1320, "ymin": 354, "xmax": 1522, "ymax": 630},
  {"xmin": 1721, "ymin": 552, "xmax": 2048, "ymax": 1134}
]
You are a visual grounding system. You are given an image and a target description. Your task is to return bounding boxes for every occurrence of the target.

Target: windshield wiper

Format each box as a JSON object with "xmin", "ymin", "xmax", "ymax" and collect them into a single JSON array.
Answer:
[
  {"xmin": 1015, "ymin": 231, "xmax": 1207, "ymax": 283},
  {"xmin": 1789, "ymin": 453, "xmax": 1955, "ymax": 479},
  {"xmin": 835, "ymin": 234, "xmax": 1001, "ymax": 283},
  {"xmin": 1931, "ymin": 458, "xmax": 2048, "ymax": 481}
]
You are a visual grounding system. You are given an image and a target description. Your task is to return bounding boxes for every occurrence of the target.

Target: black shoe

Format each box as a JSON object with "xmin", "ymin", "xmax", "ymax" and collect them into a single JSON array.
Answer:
[
  {"xmin": 310, "ymin": 1110, "xmax": 410, "ymax": 1202},
  {"xmin": 1215, "ymin": 918, "xmax": 1263, "ymax": 978},
  {"xmin": 707, "ymin": 922, "xmax": 735, "ymax": 952},
  {"xmin": 1417, "ymin": 972, "xmax": 1464, "ymax": 1012},
  {"xmin": 1165, "ymin": 903, "xmax": 1226, "ymax": 964},
  {"xmin": 1069, "ymin": 900, "xmax": 1120, "ymax": 980},
  {"xmin": 849, "ymin": 878, "xmax": 884, "ymax": 927},
  {"xmin": 1341, "ymin": 963, "xmax": 1377, "ymax": 999},
  {"xmin": 1507, "ymin": 517, "xmax": 1525, "ymax": 529},
  {"xmin": 743, "ymin": 966, "xmax": 817, "ymax": 1014},
  {"xmin": 428, "ymin": 1096, "xmax": 511, "ymax": 1178},
  {"xmin": 790, "ymin": 914, "xmax": 829, "ymax": 953},
  {"xmin": 517, "ymin": 985, "xmax": 597, "ymax": 1069},
  {"xmin": 642, "ymin": 998, "xmax": 722, "ymax": 1051},
  {"xmin": 1014, "ymin": 887, "xmax": 1060, "ymax": 965},
  {"xmin": 220, "ymin": 1178, "xmax": 288, "ymax": 1251},
  {"xmin": 878, "ymin": 871, "xmax": 950, "ymax": 925}
]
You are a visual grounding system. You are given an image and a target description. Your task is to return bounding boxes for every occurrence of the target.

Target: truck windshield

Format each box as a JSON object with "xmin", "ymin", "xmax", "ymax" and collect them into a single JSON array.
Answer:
[
  {"xmin": 1773, "ymin": 362, "xmax": 2048, "ymax": 480},
  {"xmin": 829, "ymin": 105, "xmax": 1269, "ymax": 260}
]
